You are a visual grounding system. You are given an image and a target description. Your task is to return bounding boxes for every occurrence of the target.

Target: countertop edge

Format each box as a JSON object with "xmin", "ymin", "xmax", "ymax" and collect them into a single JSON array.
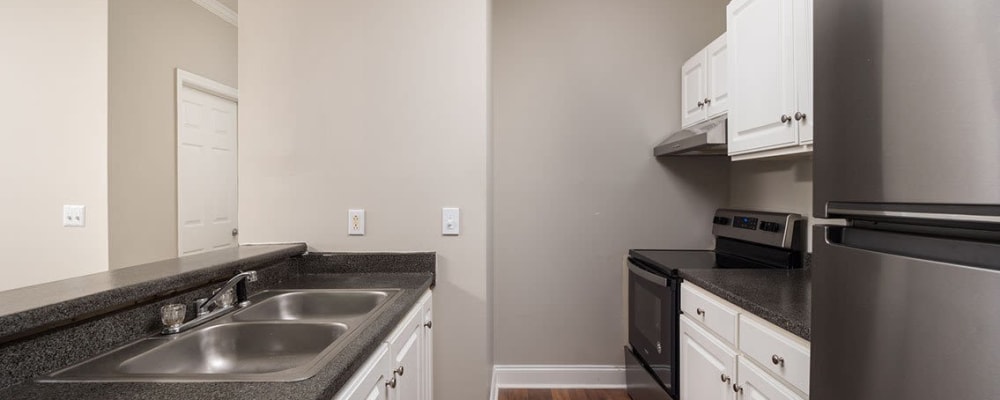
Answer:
[{"xmin": 0, "ymin": 244, "xmax": 307, "ymax": 343}]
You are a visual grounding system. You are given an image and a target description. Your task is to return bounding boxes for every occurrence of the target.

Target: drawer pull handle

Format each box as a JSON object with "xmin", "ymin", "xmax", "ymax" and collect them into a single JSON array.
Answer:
[
  {"xmin": 772, "ymin": 354, "xmax": 785, "ymax": 367},
  {"xmin": 696, "ymin": 308, "xmax": 706, "ymax": 316},
  {"xmin": 720, "ymin": 373, "xmax": 731, "ymax": 383}
]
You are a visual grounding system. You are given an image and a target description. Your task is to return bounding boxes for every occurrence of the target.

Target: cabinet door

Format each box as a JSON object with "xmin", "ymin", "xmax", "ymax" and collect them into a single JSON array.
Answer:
[
  {"xmin": 736, "ymin": 357, "xmax": 805, "ymax": 400},
  {"xmin": 333, "ymin": 344, "xmax": 391, "ymax": 400},
  {"xmin": 793, "ymin": 0, "xmax": 813, "ymax": 144},
  {"xmin": 680, "ymin": 316, "xmax": 737, "ymax": 400},
  {"xmin": 727, "ymin": 0, "xmax": 797, "ymax": 154},
  {"xmin": 681, "ymin": 49, "xmax": 708, "ymax": 128},
  {"xmin": 421, "ymin": 294, "xmax": 433, "ymax": 400},
  {"xmin": 705, "ymin": 33, "xmax": 729, "ymax": 118},
  {"xmin": 389, "ymin": 323, "xmax": 422, "ymax": 400}
]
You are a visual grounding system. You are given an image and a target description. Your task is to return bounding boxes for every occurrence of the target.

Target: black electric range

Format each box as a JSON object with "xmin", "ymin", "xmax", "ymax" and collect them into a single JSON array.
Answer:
[{"xmin": 625, "ymin": 209, "xmax": 806, "ymax": 400}]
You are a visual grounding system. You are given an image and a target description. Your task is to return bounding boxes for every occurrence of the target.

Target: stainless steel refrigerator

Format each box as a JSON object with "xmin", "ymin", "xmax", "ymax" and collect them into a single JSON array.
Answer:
[{"xmin": 812, "ymin": 0, "xmax": 1000, "ymax": 399}]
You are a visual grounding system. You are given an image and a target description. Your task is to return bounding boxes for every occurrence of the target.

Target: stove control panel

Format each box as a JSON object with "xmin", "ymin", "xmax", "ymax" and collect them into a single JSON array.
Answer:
[{"xmin": 711, "ymin": 209, "xmax": 804, "ymax": 250}]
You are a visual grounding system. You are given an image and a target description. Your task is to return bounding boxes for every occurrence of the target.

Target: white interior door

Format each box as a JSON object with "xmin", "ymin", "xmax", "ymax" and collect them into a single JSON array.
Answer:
[{"xmin": 176, "ymin": 70, "xmax": 238, "ymax": 256}]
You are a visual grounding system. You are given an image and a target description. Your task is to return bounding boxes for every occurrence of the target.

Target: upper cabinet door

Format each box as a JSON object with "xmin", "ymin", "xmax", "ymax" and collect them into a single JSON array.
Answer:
[
  {"xmin": 727, "ymin": 0, "xmax": 797, "ymax": 154},
  {"xmin": 681, "ymin": 49, "xmax": 708, "ymax": 128},
  {"xmin": 793, "ymin": 0, "xmax": 813, "ymax": 144},
  {"xmin": 705, "ymin": 33, "xmax": 729, "ymax": 118}
]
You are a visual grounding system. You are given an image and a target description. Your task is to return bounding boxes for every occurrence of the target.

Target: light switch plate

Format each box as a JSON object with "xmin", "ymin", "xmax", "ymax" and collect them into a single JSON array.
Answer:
[
  {"xmin": 442, "ymin": 207, "xmax": 460, "ymax": 235},
  {"xmin": 348, "ymin": 209, "xmax": 365, "ymax": 236},
  {"xmin": 63, "ymin": 205, "xmax": 86, "ymax": 227}
]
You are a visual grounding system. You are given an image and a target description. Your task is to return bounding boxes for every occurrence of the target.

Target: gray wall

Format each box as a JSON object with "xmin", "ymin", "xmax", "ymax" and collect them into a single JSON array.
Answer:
[
  {"xmin": 492, "ymin": 0, "xmax": 730, "ymax": 365},
  {"xmin": 108, "ymin": 0, "xmax": 238, "ymax": 269},
  {"xmin": 729, "ymin": 157, "xmax": 814, "ymax": 249},
  {"xmin": 0, "ymin": 0, "xmax": 109, "ymax": 291},
  {"xmin": 237, "ymin": 1, "xmax": 490, "ymax": 398}
]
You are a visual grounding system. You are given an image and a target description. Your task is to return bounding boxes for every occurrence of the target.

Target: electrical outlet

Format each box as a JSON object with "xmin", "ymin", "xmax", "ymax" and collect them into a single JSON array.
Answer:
[
  {"xmin": 442, "ymin": 207, "xmax": 460, "ymax": 235},
  {"xmin": 348, "ymin": 209, "xmax": 365, "ymax": 236},
  {"xmin": 63, "ymin": 205, "xmax": 86, "ymax": 227}
]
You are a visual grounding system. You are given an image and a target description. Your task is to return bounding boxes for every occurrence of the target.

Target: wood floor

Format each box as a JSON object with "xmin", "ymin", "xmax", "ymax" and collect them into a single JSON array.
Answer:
[{"xmin": 497, "ymin": 389, "xmax": 631, "ymax": 400}]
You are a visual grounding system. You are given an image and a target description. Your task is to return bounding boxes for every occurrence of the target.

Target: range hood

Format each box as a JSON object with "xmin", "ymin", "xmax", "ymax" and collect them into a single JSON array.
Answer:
[{"xmin": 653, "ymin": 115, "xmax": 728, "ymax": 156}]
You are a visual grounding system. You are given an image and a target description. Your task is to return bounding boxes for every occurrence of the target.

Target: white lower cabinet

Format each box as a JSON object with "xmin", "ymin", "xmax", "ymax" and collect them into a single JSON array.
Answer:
[
  {"xmin": 736, "ymin": 357, "xmax": 805, "ymax": 400},
  {"xmin": 680, "ymin": 283, "xmax": 808, "ymax": 399},
  {"xmin": 334, "ymin": 290, "xmax": 433, "ymax": 400},
  {"xmin": 680, "ymin": 315, "xmax": 737, "ymax": 400}
]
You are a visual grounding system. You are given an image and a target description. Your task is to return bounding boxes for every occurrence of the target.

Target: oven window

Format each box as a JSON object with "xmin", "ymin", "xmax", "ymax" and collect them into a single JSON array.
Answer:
[{"xmin": 634, "ymin": 282, "xmax": 662, "ymax": 347}]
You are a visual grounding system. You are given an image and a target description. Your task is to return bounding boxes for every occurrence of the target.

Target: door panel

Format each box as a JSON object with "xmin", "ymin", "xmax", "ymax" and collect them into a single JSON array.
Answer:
[
  {"xmin": 727, "ymin": 0, "xmax": 797, "ymax": 154},
  {"xmin": 177, "ymin": 84, "xmax": 238, "ymax": 256},
  {"xmin": 682, "ymin": 50, "xmax": 708, "ymax": 128},
  {"xmin": 706, "ymin": 34, "xmax": 729, "ymax": 118},
  {"xmin": 390, "ymin": 325, "xmax": 421, "ymax": 400},
  {"xmin": 793, "ymin": 0, "xmax": 812, "ymax": 144},
  {"xmin": 812, "ymin": 225, "xmax": 1000, "ymax": 400},
  {"xmin": 680, "ymin": 316, "xmax": 736, "ymax": 400},
  {"xmin": 813, "ymin": 0, "xmax": 1000, "ymax": 214}
]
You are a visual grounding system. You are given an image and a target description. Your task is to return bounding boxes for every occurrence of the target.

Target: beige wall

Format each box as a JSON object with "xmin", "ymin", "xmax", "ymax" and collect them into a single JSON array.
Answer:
[
  {"xmin": 0, "ymin": 0, "xmax": 109, "ymax": 291},
  {"xmin": 729, "ymin": 157, "xmax": 814, "ymax": 249},
  {"xmin": 108, "ymin": 0, "xmax": 237, "ymax": 269},
  {"xmin": 238, "ymin": 1, "xmax": 490, "ymax": 399},
  {"xmin": 492, "ymin": 0, "xmax": 731, "ymax": 365}
]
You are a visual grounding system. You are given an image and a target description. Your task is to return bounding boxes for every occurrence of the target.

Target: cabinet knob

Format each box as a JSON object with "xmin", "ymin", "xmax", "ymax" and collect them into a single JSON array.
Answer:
[
  {"xmin": 697, "ymin": 101, "xmax": 705, "ymax": 107},
  {"xmin": 780, "ymin": 114, "xmax": 792, "ymax": 123},
  {"xmin": 704, "ymin": 98, "xmax": 712, "ymax": 105},
  {"xmin": 772, "ymin": 354, "xmax": 785, "ymax": 367},
  {"xmin": 696, "ymin": 308, "xmax": 706, "ymax": 316},
  {"xmin": 720, "ymin": 373, "xmax": 731, "ymax": 383},
  {"xmin": 733, "ymin": 383, "xmax": 744, "ymax": 394},
  {"xmin": 386, "ymin": 377, "xmax": 397, "ymax": 389},
  {"xmin": 424, "ymin": 321, "xmax": 433, "ymax": 329},
  {"xmin": 794, "ymin": 112, "xmax": 807, "ymax": 121},
  {"xmin": 394, "ymin": 366, "xmax": 405, "ymax": 376}
]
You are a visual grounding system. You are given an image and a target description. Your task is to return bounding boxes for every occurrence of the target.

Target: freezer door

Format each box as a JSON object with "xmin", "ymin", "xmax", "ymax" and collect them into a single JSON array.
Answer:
[
  {"xmin": 811, "ymin": 225, "xmax": 1000, "ymax": 400},
  {"xmin": 813, "ymin": 0, "xmax": 1000, "ymax": 217}
]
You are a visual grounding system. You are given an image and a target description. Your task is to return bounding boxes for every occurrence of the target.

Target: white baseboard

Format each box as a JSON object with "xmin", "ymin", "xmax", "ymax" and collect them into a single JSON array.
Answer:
[{"xmin": 489, "ymin": 365, "xmax": 626, "ymax": 400}]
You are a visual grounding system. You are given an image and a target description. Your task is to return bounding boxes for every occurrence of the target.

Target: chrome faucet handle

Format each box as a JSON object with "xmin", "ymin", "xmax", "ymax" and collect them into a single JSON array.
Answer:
[{"xmin": 194, "ymin": 298, "xmax": 210, "ymax": 316}]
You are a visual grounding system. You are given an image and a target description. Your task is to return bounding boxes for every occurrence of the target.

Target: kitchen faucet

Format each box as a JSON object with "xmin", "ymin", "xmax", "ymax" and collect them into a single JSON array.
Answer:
[{"xmin": 160, "ymin": 270, "xmax": 258, "ymax": 335}]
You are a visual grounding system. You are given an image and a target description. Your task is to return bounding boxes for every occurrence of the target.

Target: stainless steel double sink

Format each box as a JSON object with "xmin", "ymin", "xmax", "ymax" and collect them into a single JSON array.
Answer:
[{"xmin": 39, "ymin": 289, "xmax": 401, "ymax": 382}]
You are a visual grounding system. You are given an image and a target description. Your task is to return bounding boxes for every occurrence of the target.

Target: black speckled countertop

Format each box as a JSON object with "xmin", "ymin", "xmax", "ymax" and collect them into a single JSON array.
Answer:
[
  {"xmin": 678, "ymin": 268, "xmax": 811, "ymax": 340},
  {"xmin": 0, "ymin": 272, "xmax": 434, "ymax": 400},
  {"xmin": 0, "ymin": 244, "xmax": 308, "ymax": 343}
]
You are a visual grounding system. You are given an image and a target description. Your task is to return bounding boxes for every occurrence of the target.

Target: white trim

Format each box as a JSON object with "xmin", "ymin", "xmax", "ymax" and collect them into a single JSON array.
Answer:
[
  {"xmin": 490, "ymin": 365, "xmax": 627, "ymax": 399},
  {"xmin": 190, "ymin": 0, "xmax": 238, "ymax": 27},
  {"xmin": 176, "ymin": 69, "xmax": 238, "ymax": 103}
]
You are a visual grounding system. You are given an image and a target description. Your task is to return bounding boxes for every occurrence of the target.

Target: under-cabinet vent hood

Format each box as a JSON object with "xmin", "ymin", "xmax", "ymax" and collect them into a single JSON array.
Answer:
[{"xmin": 653, "ymin": 115, "xmax": 728, "ymax": 156}]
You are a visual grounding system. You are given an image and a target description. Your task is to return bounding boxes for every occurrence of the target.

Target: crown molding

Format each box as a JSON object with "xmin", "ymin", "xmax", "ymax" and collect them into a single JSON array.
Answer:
[{"xmin": 190, "ymin": 0, "xmax": 237, "ymax": 27}]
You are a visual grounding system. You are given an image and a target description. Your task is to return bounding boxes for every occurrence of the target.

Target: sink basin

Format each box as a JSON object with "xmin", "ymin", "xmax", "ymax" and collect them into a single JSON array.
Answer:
[
  {"xmin": 119, "ymin": 322, "xmax": 346, "ymax": 375},
  {"xmin": 233, "ymin": 290, "xmax": 392, "ymax": 321},
  {"xmin": 39, "ymin": 288, "xmax": 402, "ymax": 382}
]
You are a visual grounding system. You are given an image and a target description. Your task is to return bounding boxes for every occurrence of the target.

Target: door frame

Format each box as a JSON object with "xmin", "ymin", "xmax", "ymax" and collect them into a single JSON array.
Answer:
[{"xmin": 175, "ymin": 69, "xmax": 239, "ymax": 256}]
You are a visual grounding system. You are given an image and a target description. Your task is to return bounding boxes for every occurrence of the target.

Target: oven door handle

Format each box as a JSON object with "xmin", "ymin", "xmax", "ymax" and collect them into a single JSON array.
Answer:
[{"xmin": 628, "ymin": 261, "xmax": 669, "ymax": 287}]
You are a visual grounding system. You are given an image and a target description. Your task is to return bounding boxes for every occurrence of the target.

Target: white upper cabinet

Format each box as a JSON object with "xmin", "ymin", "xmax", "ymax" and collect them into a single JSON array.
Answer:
[
  {"xmin": 727, "ymin": 0, "xmax": 813, "ymax": 160},
  {"xmin": 681, "ymin": 33, "xmax": 728, "ymax": 128},
  {"xmin": 705, "ymin": 33, "xmax": 730, "ymax": 118}
]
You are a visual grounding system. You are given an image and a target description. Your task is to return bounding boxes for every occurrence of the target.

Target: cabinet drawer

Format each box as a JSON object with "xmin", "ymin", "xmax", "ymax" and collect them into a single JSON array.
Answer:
[
  {"xmin": 738, "ymin": 314, "xmax": 810, "ymax": 395},
  {"xmin": 681, "ymin": 283, "xmax": 738, "ymax": 346}
]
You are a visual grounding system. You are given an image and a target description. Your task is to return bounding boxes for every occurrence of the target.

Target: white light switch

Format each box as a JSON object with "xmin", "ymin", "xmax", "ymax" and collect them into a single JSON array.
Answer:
[
  {"xmin": 442, "ymin": 207, "xmax": 460, "ymax": 235},
  {"xmin": 63, "ymin": 205, "xmax": 86, "ymax": 227},
  {"xmin": 348, "ymin": 209, "xmax": 365, "ymax": 236}
]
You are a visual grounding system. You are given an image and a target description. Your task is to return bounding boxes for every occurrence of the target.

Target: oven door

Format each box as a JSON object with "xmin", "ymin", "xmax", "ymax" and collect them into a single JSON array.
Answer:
[{"xmin": 627, "ymin": 258, "xmax": 678, "ymax": 398}]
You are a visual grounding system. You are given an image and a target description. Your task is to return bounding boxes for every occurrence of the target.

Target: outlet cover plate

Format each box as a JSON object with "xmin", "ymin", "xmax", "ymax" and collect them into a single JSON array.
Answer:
[
  {"xmin": 348, "ymin": 209, "xmax": 365, "ymax": 236},
  {"xmin": 63, "ymin": 205, "xmax": 86, "ymax": 227}
]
